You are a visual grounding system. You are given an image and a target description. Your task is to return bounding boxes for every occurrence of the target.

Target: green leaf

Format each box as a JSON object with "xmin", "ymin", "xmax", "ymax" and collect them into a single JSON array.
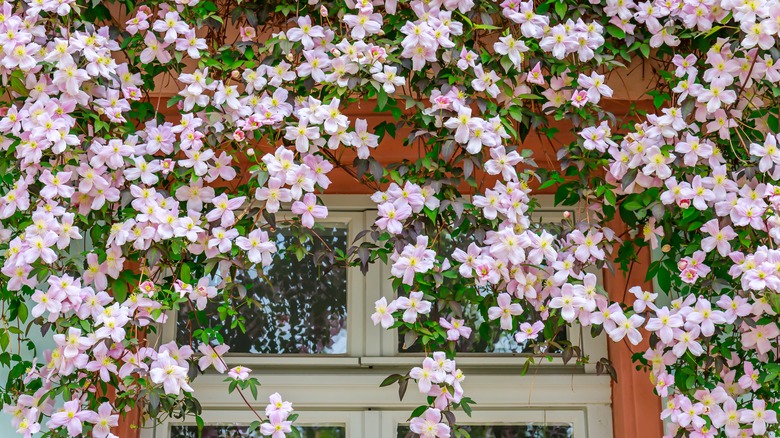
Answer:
[
  {"xmin": 508, "ymin": 105, "xmax": 523, "ymax": 122},
  {"xmin": 473, "ymin": 23, "xmax": 500, "ymax": 30},
  {"xmin": 555, "ymin": 1, "xmax": 567, "ymax": 18},
  {"xmin": 180, "ymin": 263, "xmax": 192, "ymax": 283},
  {"xmin": 623, "ymin": 201, "xmax": 643, "ymax": 211},
  {"xmin": 639, "ymin": 43, "xmax": 650, "ymax": 59},
  {"xmin": 656, "ymin": 267, "xmax": 671, "ymax": 293},
  {"xmin": 606, "ymin": 25, "xmax": 626, "ymax": 38},
  {"xmin": 377, "ymin": 90, "xmax": 388, "ymax": 112},
  {"xmin": 17, "ymin": 303, "xmax": 28, "ymax": 324},
  {"xmin": 113, "ymin": 280, "xmax": 128, "ymax": 304},
  {"xmin": 0, "ymin": 330, "xmax": 9, "ymax": 351},
  {"xmin": 380, "ymin": 374, "xmax": 402, "ymax": 387},
  {"xmin": 408, "ymin": 405, "xmax": 428, "ymax": 421}
]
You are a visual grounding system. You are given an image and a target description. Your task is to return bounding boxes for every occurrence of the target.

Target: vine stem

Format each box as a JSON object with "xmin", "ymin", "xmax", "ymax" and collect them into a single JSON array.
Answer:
[{"xmin": 215, "ymin": 352, "xmax": 265, "ymax": 422}]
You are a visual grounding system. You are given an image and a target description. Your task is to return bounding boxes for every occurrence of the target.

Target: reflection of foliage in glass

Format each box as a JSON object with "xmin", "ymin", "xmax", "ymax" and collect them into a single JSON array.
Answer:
[
  {"xmin": 399, "ymin": 298, "xmax": 566, "ymax": 354},
  {"xmin": 397, "ymin": 424, "xmax": 573, "ymax": 438},
  {"xmin": 171, "ymin": 425, "xmax": 346, "ymax": 438},
  {"xmin": 177, "ymin": 225, "xmax": 348, "ymax": 354},
  {"xmin": 398, "ymin": 226, "xmax": 567, "ymax": 355}
]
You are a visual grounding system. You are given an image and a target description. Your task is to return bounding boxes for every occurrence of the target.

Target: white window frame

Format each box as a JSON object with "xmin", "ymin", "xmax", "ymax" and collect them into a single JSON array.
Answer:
[
  {"xmin": 383, "ymin": 408, "xmax": 589, "ymax": 438},
  {"xmin": 146, "ymin": 194, "xmax": 613, "ymax": 438},
  {"xmin": 157, "ymin": 200, "xmax": 371, "ymax": 368},
  {"xmin": 144, "ymin": 410, "xmax": 363, "ymax": 438},
  {"xmin": 145, "ymin": 407, "xmax": 604, "ymax": 438},
  {"xmin": 366, "ymin": 195, "xmax": 607, "ymax": 371}
]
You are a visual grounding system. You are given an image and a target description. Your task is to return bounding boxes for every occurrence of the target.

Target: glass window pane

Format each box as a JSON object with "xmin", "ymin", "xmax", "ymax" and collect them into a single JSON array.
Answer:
[
  {"xmin": 171, "ymin": 425, "xmax": 346, "ymax": 438},
  {"xmin": 397, "ymin": 423, "xmax": 573, "ymax": 438},
  {"xmin": 398, "ymin": 298, "xmax": 566, "ymax": 354},
  {"xmin": 396, "ymin": 230, "xmax": 567, "ymax": 355},
  {"xmin": 176, "ymin": 224, "xmax": 349, "ymax": 354}
]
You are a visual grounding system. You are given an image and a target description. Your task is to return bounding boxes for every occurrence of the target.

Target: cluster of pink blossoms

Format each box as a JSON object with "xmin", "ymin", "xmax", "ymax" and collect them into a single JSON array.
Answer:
[
  {"xmin": 0, "ymin": 0, "xmax": 779, "ymax": 429},
  {"xmin": 406, "ymin": 353, "xmax": 465, "ymax": 438},
  {"xmin": 567, "ymin": 0, "xmax": 780, "ymax": 431}
]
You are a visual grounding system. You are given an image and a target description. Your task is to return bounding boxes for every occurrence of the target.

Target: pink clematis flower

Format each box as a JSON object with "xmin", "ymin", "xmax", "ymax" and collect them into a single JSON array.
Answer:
[
  {"xmin": 740, "ymin": 399, "xmax": 777, "ymax": 435},
  {"xmin": 291, "ymin": 193, "xmax": 328, "ymax": 228},
  {"xmin": 487, "ymin": 293, "xmax": 523, "ymax": 330},
  {"xmin": 260, "ymin": 411, "xmax": 293, "ymax": 438},
  {"xmin": 371, "ymin": 297, "xmax": 397, "ymax": 329},
  {"xmin": 48, "ymin": 400, "xmax": 93, "ymax": 436},
  {"xmin": 439, "ymin": 317, "xmax": 472, "ymax": 341},
  {"xmin": 197, "ymin": 344, "xmax": 230, "ymax": 373},
  {"xmin": 396, "ymin": 291, "xmax": 432, "ymax": 323},
  {"xmin": 410, "ymin": 408, "xmax": 451, "ymax": 438}
]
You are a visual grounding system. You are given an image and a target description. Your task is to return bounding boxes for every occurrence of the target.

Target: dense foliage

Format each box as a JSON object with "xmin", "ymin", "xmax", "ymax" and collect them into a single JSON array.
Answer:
[{"xmin": 0, "ymin": 0, "xmax": 779, "ymax": 436}]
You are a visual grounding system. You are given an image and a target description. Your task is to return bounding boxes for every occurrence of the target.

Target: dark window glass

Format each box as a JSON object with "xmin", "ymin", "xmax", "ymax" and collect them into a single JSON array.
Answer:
[
  {"xmin": 399, "ymin": 298, "xmax": 566, "ymax": 354},
  {"xmin": 177, "ymin": 224, "xmax": 349, "ymax": 354},
  {"xmin": 397, "ymin": 423, "xmax": 573, "ymax": 438},
  {"xmin": 171, "ymin": 425, "xmax": 346, "ymax": 438},
  {"xmin": 397, "ymin": 228, "xmax": 567, "ymax": 355}
]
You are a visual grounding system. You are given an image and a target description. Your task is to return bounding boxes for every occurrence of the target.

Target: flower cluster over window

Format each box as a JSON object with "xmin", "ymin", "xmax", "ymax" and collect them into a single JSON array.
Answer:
[{"xmin": 0, "ymin": 0, "xmax": 779, "ymax": 436}]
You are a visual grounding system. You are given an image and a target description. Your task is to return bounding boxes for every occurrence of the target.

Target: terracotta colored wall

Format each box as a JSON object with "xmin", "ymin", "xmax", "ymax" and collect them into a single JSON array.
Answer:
[{"xmin": 603, "ymin": 221, "xmax": 665, "ymax": 438}]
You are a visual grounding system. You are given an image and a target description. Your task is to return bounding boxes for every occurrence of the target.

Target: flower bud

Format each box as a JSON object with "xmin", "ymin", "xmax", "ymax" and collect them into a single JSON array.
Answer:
[
  {"xmin": 231, "ymin": 70, "xmax": 241, "ymax": 80},
  {"xmin": 320, "ymin": 5, "xmax": 328, "ymax": 15},
  {"xmin": 677, "ymin": 260, "xmax": 688, "ymax": 271},
  {"xmin": 661, "ymin": 244, "xmax": 671, "ymax": 253},
  {"xmin": 246, "ymin": 148, "xmax": 255, "ymax": 156},
  {"xmin": 563, "ymin": 211, "xmax": 571, "ymax": 218}
]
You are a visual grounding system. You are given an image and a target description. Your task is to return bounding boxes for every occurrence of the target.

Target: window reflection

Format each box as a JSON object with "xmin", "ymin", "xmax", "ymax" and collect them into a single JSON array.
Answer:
[
  {"xmin": 397, "ymin": 423, "xmax": 573, "ymax": 438},
  {"xmin": 399, "ymin": 297, "xmax": 566, "ymax": 354},
  {"xmin": 171, "ymin": 425, "xmax": 346, "ymax": 438},
  {"xmin": 176, "ymin": 224, "xmax": 349, "ymax": 354},
  {"xmin": 398, "ymin": 229, "xmax": 567, "ymax": 355}
]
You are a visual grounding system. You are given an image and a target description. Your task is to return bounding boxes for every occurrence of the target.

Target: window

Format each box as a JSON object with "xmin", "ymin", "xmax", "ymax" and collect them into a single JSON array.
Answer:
[
  {"xmin": 151, "ymin": 411, "xmax": 361, "ymax": 438},
  {"xmin": 397, "ymin": 424, "xmax": 572, "ymax": 438},
  {"xmin": 382, "ymin": 409, "xmax": 592, "ymax": 438},
  {"xmin": 145, "ymin": 195, "xmax": 612, "ymax": 438},
  {"xmin": 175, "ymin": 223, "xmax": 349, "ymax": 355},
  {"xmin": 171, "ymin": 425, "xmax": 346, "ymax": 438},
  {"xmin": 399, "ymin": 296, "xmax": 566, "ymax": 355}
]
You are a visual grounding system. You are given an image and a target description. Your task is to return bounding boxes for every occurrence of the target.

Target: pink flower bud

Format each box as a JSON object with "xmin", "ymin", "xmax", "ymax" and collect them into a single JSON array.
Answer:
[
  {"xmin": 161, "ymin": 159, "xmax": 175, "ymax": 174},
  {"xmin": 240, "ymin": 26, "xmax": 256, "ymax": 42},
  {"xmin": 677, "ymin": 259, "xmax": 688, "ymax": 271},
  {"xmin": 139, "ymin": 280, "xmax": 155, "ymax": 296},
  {"xmin": 234, "ymin": 129, "xmax": 245, "ymax": 142}
]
